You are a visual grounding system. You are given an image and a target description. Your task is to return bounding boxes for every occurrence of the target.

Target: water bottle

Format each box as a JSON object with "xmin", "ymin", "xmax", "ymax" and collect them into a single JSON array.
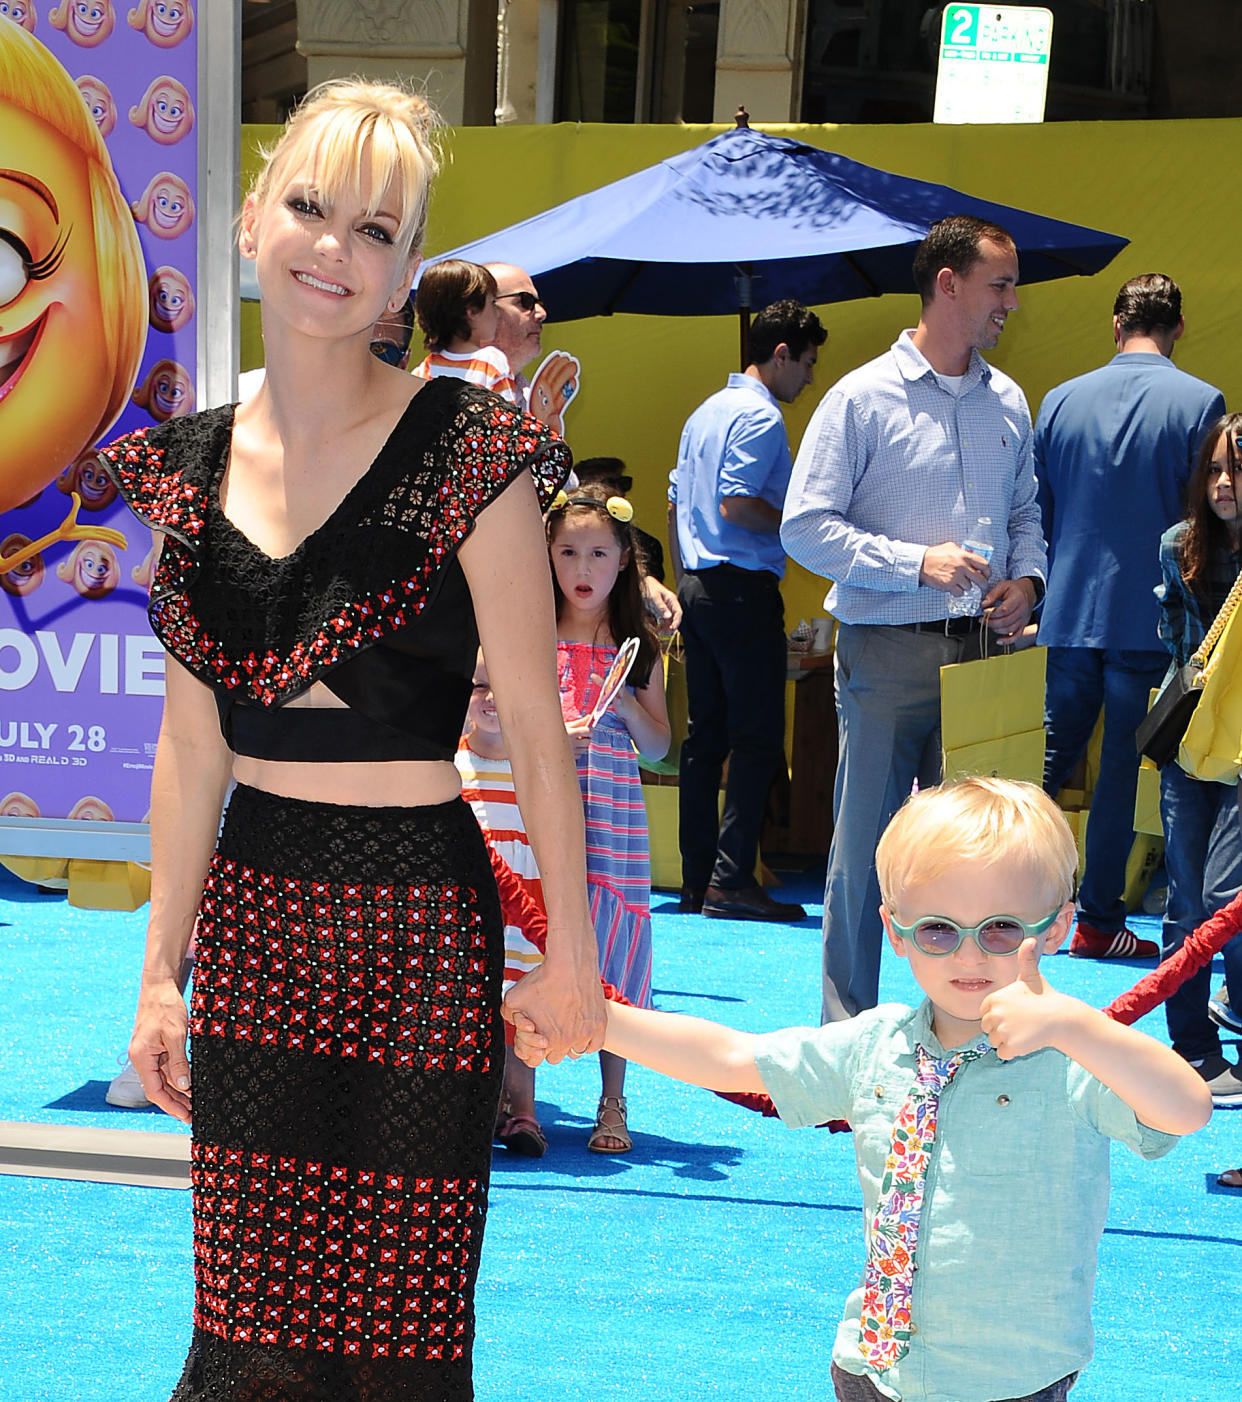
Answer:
[{"xmin": 945, "ymin": 516, "xmax": 993, "ymax": 617}]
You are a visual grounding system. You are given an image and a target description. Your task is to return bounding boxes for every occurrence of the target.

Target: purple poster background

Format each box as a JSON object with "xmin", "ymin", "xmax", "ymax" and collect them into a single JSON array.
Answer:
[{"xmin": 0, "ymin": 5, "xmax": 199, "ymax": 826}]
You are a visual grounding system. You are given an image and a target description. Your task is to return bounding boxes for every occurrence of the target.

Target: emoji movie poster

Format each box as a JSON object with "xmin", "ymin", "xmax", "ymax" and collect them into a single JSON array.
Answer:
[{"xmin": 0, "ymin": 9, "xmax": 197, "ymax": 828}]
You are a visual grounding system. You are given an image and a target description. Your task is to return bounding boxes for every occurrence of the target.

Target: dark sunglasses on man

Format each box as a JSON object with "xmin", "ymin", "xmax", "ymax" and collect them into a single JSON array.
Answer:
[{"xmin": 494, "ymin": 290, "xmax": 542, "ymax": 312}]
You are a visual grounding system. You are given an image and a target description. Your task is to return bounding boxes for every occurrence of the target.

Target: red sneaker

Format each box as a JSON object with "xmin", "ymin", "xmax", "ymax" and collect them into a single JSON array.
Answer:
[{"xmin": 1069, "ymin": 920, "xmax": 1159, "ymax": 960}]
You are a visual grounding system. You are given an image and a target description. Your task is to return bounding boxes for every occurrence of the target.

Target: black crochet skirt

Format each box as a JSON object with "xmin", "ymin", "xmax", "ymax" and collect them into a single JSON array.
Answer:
[{"xmin": 170, "ymin": 785, "xmax": 504, "ymax": 1401}]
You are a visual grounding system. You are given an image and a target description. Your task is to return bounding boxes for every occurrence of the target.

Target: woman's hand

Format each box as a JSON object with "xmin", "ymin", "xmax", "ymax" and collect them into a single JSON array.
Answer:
[
  {"xmin": 502, "ymin": 945, "xmax": 605, "ymax": 1066},
  {"xmin": 129, "ymin": 976, "xmax": 193, "ymax": 1123}
]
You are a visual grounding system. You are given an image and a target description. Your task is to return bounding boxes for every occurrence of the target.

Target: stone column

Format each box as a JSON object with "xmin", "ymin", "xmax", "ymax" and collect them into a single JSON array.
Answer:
[
  {"xmin": 496, "ymin": 0, "xmax": 558, "ymax": 124},
  {"xmin": 713, "ymin": 0, "xmax": 805, "ymax": 124},
  {"xmin": 297, "ymin": 0, "xmax": 497, "ymax": 126}
]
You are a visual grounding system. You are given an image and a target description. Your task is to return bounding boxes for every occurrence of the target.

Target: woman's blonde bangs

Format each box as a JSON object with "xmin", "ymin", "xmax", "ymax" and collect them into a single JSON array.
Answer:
[{"xmin": 254, "ymin": 82, "xmax": 440, "ymax": 258}]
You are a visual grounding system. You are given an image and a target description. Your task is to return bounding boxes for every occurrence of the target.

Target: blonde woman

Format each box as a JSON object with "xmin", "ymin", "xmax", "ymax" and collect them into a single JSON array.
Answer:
[{"xmin": 101, "ymin": 79, "xmax": 603, "ymax": 1399}]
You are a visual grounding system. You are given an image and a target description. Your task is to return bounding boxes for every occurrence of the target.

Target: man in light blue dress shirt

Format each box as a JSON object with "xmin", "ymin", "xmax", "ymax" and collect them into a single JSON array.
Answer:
[
  {"xmin": 1035, "ymin": 273, "xmax": 1224, "ymax": 965},
  {"xmin": 670, "ymin": 300, "xmax": 826, "ymax": 923},
  {"xmin": 781, "ymin": 216, "xmax": 1047, "ymax": 1021}
]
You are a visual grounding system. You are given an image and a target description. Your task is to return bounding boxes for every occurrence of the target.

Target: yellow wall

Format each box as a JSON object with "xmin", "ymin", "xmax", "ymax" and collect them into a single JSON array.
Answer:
[{"xmin": 242, "ymin": 117, "xmax": 1242, "ymax": 623}]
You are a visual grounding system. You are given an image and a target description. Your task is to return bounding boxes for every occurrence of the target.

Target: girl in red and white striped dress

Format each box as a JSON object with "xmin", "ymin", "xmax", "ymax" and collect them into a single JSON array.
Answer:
[{"xmin": 456, "ymin": 651, "xmax": 550, "ymax": 1157}]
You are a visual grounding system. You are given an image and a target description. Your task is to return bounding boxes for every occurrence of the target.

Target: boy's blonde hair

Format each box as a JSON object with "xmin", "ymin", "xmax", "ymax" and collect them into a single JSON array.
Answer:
[
  {"xmin": 876, "ymin": 777, "xmax": 1077, "ymax": 913},
  {"xmin": 250, "ymin": 78, "xmax": 440, "ymax": 262}
]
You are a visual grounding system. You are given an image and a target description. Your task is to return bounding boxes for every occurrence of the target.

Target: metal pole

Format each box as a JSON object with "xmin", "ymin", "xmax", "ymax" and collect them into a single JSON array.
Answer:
[
  {"xmin": 197, "ymin": 1, "xmax": 241, "ymax": 407},
  {"xmin": 735, "ymin": 264, "xmax": 753, "ymax": 370}
]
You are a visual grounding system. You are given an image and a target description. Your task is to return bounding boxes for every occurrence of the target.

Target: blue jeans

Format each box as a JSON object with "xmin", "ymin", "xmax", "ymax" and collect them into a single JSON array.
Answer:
[
  {"xmin": 1043, "ymin": 646, "xmax": 1169, "ymax": 933},
  {"xmin": 1160, "ymin": 762, "xmax": 1242, "ymax": 1059}
]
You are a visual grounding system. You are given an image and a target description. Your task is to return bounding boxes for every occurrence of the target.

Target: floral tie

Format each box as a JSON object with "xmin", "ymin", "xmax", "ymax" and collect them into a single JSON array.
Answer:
[{"xmin": 859, "ymin": 1037, "xmax": 992, "ymax": 1371}]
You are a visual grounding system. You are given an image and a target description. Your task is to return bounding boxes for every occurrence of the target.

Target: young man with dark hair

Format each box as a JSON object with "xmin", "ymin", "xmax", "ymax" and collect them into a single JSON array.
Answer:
[
  {"xmin": 782, "ymin": 215, "xmax": 1047, "ymax": 1022},
  {"xmin": 910, "ymin": 214, "xmax": 1015, "ymax": 303},
  {"xmin": 669, "ymin": 300, "xmax": 826, "ymax": 923}
]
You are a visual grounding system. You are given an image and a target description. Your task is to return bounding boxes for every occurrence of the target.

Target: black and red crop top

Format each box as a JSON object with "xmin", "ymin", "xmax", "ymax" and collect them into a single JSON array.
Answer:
[{"xmin": 100, "ymin": 378, "xmax": 572, "ymax": 762}]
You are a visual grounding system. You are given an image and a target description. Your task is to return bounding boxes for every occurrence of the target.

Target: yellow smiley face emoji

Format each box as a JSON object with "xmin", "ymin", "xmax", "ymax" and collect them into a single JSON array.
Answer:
[{"xmin": 0, "ymin": 24, "xmax": 146, "ymax": 513}]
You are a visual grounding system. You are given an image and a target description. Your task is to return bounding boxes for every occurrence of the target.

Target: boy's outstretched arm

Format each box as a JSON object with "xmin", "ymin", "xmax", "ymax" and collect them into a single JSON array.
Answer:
[
  {"xmin": 980, "ymin": 939, "xmax": 1213, "ymax": 1135},
  {"xmin": 515, "ymin": 1001, "xmax": 767, "ymax": 1094}
]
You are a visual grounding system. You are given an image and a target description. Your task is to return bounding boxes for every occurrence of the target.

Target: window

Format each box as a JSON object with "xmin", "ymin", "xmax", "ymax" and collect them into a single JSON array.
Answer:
[{"xmin": 558, "ymin": 0, "xmax": 718, "ymax": 123}]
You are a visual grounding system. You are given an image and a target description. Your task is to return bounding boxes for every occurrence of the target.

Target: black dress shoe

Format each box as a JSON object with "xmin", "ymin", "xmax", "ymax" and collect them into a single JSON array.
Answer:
[
  {"xmin": 702, "ymin": 883, "xmax": 806, "ymax": 923},
  {"xmin": 679, "ymin": 886, "xmax": 705, "ymax": 913}
]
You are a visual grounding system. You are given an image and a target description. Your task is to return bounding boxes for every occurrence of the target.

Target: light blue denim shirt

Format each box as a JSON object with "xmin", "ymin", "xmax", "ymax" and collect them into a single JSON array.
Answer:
[
  {"xmin": 781, "ymin": 332, "xmax": 1046, "ymax": 624},
  {"xmin": 754, "ymin": 1000, "xmax": 1178, "ymax": 1402},
  {"xmin": 669, "ymin": 372, "xmax": 793, "ymax": 578}
]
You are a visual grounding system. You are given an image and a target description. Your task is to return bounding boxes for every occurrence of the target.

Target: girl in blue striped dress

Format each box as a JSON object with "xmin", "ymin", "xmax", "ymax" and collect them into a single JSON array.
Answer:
[{"xmin": 548, "ymin": 485, "xmax": 670, "ymax": 1151}]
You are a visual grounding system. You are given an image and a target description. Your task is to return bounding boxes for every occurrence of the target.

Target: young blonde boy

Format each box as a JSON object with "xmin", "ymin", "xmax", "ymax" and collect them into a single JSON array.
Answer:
[{"xmin": 516, "ymin": 778, "xmax": 1211, "ymax": 1402}]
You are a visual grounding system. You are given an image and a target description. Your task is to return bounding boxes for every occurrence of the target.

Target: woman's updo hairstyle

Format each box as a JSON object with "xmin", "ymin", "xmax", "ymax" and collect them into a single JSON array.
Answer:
[{"xmin": 250, "ymin": 79, "xmax": 440, "ymax": 262}]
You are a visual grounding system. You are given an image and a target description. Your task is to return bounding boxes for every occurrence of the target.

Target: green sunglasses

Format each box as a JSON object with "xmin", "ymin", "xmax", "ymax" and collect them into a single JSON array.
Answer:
[{"xmin": 888, "ymin": 908, "xmax": 1062, "ymax": 958}]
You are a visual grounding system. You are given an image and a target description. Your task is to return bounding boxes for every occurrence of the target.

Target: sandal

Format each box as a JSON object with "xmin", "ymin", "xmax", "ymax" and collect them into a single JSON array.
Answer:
[
  {"xmin": 587, "ymin": 1094, "xmax": 632, "ymax": 1154},
  {"xmin": 1217, "ymin": 1167, "xmax": 1242, "ymax": 1188},
  {"xmin": 495, "ymin": 1111, "xmax": 547, "ymax": 1158}
]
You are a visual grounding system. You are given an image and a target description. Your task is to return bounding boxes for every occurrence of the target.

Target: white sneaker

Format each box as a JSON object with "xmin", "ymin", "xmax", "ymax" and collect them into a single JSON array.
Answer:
[
  {"xmin": 105, "ymin": 1058, "xmax": 151, "ymax": 1108},
  {"xmin": 1209, "ymin": 987, "xmax": 1242, "ymax": 1036}
]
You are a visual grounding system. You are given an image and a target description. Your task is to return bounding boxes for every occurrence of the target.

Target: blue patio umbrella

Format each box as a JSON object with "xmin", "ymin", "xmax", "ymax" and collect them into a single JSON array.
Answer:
[{"xmin": 430, "ymin": 122, "xmax": 1127, "ymax": 364}]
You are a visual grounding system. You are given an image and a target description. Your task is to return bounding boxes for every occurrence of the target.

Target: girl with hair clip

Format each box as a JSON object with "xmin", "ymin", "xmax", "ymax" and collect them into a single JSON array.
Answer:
[
  {"xmin": 99, "ymin": 78, "xmax": 603, "ymax": 1401},
  {"xmin": 411, "ymin": 257, "xmax": 519, "ymax": 400},
  {"xmin": 547, "ymin": 484, "xmax": 671, "ymax": 1151},
  {"xmin": 1154, "ymin": 412, "xmax": 1242, "ymax": 1133}
]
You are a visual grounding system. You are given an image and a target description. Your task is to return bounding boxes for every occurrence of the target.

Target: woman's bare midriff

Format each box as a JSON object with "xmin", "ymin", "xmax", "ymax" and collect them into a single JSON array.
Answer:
[{"xmin": 229, "ymin": 680, "xmax": 463, "ymax": 808}]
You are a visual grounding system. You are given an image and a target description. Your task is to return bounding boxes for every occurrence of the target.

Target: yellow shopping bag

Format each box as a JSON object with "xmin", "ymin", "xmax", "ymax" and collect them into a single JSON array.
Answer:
[
  {"xmin": 941, "ymin": 643, "xmax": 1047, "ymax": 785},
  {"xmin": 1178, "ymin": 600, "xmax": 1242, "ymax": 783}
]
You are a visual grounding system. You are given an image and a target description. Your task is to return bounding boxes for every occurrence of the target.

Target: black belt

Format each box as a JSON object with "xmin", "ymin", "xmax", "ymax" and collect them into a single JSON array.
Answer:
[
  {"xmin": 893, "ymin": 617, "xmax": 981, "ymax": 638},
  {"xmin": 685, "ymin": 563, "xmax": 779, "ymax": 584}
]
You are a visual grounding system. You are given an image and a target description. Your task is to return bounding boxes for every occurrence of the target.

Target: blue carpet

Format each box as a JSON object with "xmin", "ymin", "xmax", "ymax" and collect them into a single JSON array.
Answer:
[{"xmin": 1, "ymin": 864, "xmax": 1239, "ymax": 1401}]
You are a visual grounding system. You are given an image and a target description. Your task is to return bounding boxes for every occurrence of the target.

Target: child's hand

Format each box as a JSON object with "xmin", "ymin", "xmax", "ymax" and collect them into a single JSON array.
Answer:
[
  {"xmin": 514, "ymin": 1022, "xmax": 551, "ymax": 1068},
  {"xmin": 980, "ymin": 938, "xmax": 1076, "ymax": 1060},
  {"xmin": 591, "ymin": 669, "xmax": 640, "ymax": 731},
  {"xmin": 565, "ymin": 713, "xmax": 592, "ymax": 755},
  {"xmin": 504, "ymin": 1005, "xmax": 551, "ymax": 1067}
]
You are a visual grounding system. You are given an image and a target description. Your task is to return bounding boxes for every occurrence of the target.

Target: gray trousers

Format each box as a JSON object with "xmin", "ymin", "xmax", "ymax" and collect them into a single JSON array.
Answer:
[{"xmin": 822, "ymin": 622, "xmax": 984, "ymax": 1022}]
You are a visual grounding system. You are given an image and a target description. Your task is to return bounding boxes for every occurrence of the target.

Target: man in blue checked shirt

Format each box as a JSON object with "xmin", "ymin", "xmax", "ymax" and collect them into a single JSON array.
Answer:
[{"xmin": 781, "ymin": 215, "xmax": 1047, "ymax": 1023}]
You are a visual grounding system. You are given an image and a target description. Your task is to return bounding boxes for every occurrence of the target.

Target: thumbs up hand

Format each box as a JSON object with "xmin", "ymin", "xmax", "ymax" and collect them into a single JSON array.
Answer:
[{"xmin": 980, "ymin": 937, "xmax": 1073, "ymax": 1061}]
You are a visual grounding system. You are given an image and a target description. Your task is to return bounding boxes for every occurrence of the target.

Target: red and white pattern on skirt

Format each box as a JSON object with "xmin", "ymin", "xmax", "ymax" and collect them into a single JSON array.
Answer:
[
  {"xmin": 191, "ymin": 1145, "xmax": 481, "ymax": 1363},
  {"xmin": 177, "ymin": 786, "xmax": 504, "ymax": 1395},
  {"xmin": 191, "ymin": 859, "xmax": 492, "ymax": 1074}
]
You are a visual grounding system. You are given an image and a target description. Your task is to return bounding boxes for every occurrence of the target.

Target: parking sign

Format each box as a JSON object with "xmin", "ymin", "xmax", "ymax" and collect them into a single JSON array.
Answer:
[{"xmin": 934, "ymin": 4, "xmax": 1054, "ymax": 124}]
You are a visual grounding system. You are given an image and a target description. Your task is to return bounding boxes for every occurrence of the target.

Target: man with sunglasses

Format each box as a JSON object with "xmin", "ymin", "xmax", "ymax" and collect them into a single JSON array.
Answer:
[
  {"xmin": 1035, "ymin": 274, "xmax": 1223, "ymax": 966},
  {"xmin": 484, "ymin": 263, "xmax": 548, "ymax": 406}
]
